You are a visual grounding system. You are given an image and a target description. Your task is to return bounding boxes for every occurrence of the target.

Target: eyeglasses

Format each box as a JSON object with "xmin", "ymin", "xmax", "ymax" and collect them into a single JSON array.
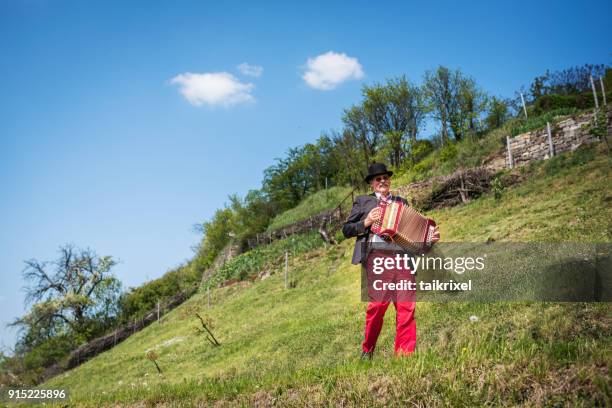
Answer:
[{"xmin": 375, "ymin": 175, "xmax": 389, "ymax": 182}]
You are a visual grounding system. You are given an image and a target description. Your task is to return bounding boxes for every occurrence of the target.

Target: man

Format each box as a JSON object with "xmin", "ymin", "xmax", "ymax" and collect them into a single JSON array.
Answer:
[{"xmin": 342, "ymin": 163, "xmax": 439, "ymax": 359}]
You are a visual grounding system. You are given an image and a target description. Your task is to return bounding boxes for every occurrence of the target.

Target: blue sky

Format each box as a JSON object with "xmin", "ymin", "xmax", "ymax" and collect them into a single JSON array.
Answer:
[{"xmin": 1, "ymin": 0, "xmax": 610, "ymax": 349}]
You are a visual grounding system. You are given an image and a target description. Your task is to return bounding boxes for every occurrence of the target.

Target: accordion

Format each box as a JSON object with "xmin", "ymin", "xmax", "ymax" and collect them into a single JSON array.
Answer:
[{"xmin": 370, "ymin": 199, "xmax": 437, "ymax": 253}]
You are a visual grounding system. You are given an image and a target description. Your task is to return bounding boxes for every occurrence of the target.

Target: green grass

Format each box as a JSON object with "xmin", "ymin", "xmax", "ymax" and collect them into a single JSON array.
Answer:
[
  {"xmin": 433, "ymin": 145, "xmax": 611, "ymax": 242},
  {"xmin": 267, "ymin": 186, "xmax": 352, "ymax": 232},
  {"xmin": 33, "ymin": 147, "xmax": 612, "ymax": 407}
]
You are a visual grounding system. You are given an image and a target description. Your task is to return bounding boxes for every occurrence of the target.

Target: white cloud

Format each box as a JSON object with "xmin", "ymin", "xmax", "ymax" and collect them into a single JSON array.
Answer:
[
  {"xmin": 302, "ymin": 51, "xmax": 364, "ymax": 90},
  {"xmin": 170, "ymin": 72, "xmax": 254, "ymax": 107},
  {"xmin": 237, "ymin": 62, "xmax": 263, "ymax": 77}
]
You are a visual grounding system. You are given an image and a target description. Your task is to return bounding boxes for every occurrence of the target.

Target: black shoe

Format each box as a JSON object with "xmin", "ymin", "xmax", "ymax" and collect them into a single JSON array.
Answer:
[{"xmin": 361, "ymin": 350, "xmax": 374, "ymax": 360}]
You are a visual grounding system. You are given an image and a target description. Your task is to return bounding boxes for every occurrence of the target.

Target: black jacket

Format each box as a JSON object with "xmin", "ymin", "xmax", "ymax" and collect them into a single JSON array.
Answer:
[{"xmin": 342, "ymin": 193, "xmax": 408, "ymax": 265}]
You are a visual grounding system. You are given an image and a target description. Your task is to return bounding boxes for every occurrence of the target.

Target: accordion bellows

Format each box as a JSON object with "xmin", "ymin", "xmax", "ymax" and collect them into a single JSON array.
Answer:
[{"xmin": 370, "ymin": 199, "xmax": 437, "ymax": 253}]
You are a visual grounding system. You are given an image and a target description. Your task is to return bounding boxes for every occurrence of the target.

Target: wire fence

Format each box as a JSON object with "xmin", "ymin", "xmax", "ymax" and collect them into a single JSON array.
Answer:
[{"xmin": 42, "ymin": 284, "xmax": 199, "ymax": 381}]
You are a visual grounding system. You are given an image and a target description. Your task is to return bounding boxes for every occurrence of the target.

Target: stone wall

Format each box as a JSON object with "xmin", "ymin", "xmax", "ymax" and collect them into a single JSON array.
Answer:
[
  {"xmin": 200, "ymin": 241, "xmax": 241, "ymax": 285},
  {"xmin": 397, "ymin": 107, "xmax": 611, "ymax": 208},
  {"xmin": 501, "ymin": 107, "xmax": 611, "ymax": 169}
]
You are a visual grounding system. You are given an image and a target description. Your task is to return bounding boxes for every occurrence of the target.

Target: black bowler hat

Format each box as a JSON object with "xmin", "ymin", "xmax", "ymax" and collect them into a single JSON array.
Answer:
[{"xmin": 364, "ymin": 163, "xmax": 393, "ymax": 183}]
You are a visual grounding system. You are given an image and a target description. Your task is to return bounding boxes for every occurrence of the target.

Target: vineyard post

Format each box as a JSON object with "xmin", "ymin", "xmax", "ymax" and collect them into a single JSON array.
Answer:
[
  {"xmin": 506, "ymin": 136, "xmax": 514, "ymax": 169},
  {"xmin": 590, "ymin": 76, "xmax": 599, "ymax": 110},
  {"xmin": 546, "ymin": 122, "xmax": 555, "ymax": 157},
  {"xmin": 520, "ymin": 92, "xmax": 528, "ymax": 119},
  {"xmin": 284, "ymin": 251, "xmax": 288, "ymax": 289}
]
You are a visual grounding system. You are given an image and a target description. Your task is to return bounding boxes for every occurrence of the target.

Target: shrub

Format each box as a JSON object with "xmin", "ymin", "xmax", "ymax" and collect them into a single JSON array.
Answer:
[
  {"xmin": 533, "ymin": 91, "xmax": 612, "ymax": 116},
  {"xmin": 411, "ymin": 140, "xmax": 434, "ymax": 163},
  {"xmin": 439, "ymin": 143, "xmax": 458, "ymax": 162},
  {"xmin": 119, "ymin": 264, "xmax": 199, "ymax": 322},
  {"xmin": 491, "ymin": 176, "xmax": 504, "ymax": 200},
  {"xmin": 411, "ymin": 158, "xmax": 434, "ymax": 181}
]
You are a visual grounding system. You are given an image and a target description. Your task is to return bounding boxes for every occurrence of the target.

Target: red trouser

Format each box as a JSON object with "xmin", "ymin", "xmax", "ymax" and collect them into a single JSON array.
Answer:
[
  {"xmin": 362, "ymin": 250, "xmax": 417, "ymax": 355},
  {"xmin": 362, "ymin": 301, "xmax": 416, "ymax": 355}
]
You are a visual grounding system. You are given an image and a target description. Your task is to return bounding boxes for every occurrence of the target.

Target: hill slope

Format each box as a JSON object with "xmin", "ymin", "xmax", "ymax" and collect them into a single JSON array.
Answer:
[{"xmin": 40, "ymin": 147, "xmax": 611, "ymax": 407}]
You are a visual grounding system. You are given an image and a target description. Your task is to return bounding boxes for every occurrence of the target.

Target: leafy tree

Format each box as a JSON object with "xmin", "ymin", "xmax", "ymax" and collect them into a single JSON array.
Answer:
[
  {"xmin": 423, "ymin": 66, "xmax": 486, "ymax": 143},
  {"xmin": 529, "ymin": 64, "xmax": 608, "ymax": 98},
  {"xmin": 361, "ymin": 76, "xmax": 427, "ymax": 167},
  {"xmin": 228, "ymin": 189, "xmax": 277, "ymax": 246},
  {"xmin": 455, "ymin": 76, "xmax": 487, "ymax": 138},
  {"xmin": 118, "ymin": 265, "xmax": 197, "ymax": 322},
  {"xmin": 193, "ymin": 207, "xmax": 234, "ymax": 269},
  {"xmin": 262, "ymin": 136, "xmax": 340, "ymax": 210},
  {"xmin": 342, "ymin": 104, "xmax": 379, "ymax": 167},
  {"xmin": 330, "ymin": 129, "xmax": 368, "ymax": 186},
  {"xmin": 423, "ymin": 66, "xmax": 457, "ymax": 144},
  {"xmin": 485, "ymin": 96, "xmax": 511, "ymax": 130}
]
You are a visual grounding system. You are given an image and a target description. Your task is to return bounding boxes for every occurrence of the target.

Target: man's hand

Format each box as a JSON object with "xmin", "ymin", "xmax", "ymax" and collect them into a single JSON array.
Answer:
[
  {"xmin": 364, "ymin": 207, "xmax": 382, "ymax": 228},
  {"xmin": 431, "ymin": 225, "xmax": 440, "ymax": 244}
]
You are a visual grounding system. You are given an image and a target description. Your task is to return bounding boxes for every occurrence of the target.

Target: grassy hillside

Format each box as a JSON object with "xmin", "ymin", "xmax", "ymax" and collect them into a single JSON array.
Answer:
[
  {"xmin": 267, "ymin": 186, "xmax": 352, "ymax": 232},
  {"xmin": 35, "ymin": 146, "xmax": 611, "ymax": 407}
]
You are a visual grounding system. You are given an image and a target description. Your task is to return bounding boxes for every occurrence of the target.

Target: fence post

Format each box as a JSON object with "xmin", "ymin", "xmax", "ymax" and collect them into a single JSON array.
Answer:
[
  {"xmin": 520, "ymin": 92, "xmax": 528, "ymax": 119},
  {"xmin": 506, "ymin": 136, "xmax": 514, "ymax": 169},
  {"xmin": 546, "ymin": 122, "xmax": 555, "ymax": 158},
  {"xmin": 157, "ymin": 300, "xmax": 160, "ymax": 324},
  {"xmin": 590, "ymin": 76, "xmax": 599, "ymax": 110},
  {"xmin": 284, "ymin": 251, "xmax": 288, "ymax": 289},
  {"xmin": 600, "ymin": 77, "xmax": 607, "ymax": 106}
]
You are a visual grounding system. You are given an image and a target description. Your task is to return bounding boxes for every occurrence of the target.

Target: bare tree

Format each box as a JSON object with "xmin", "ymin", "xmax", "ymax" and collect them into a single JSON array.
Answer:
[{"xmin": 11, "ymin": 245, "xmax": 121, "ymax": 345}]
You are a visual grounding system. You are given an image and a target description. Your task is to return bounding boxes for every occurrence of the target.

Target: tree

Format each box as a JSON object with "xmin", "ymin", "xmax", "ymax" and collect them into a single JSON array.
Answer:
[
  {"xmin": 261, "ymin": 136, "xmax": 341, "ymax": 210},
  {"xmin": 11, "ymin": 245, "xmax": 122, "ymax": 350},
  {"xmin": 330, "ymin": 129, "xmax": 367, "ymax": 186},
  {"xmin": 194, "ymin": 207, "xmax": 235, "ymax": 269},
  {"xmin": 455, "ymin": 76, "xmax": 487, "ymax": 138},
  {"xmin": 228, "ymin": 189, "xmax": 277, "ymax": 246},
  {"xmin": 423, "ymin": 66, "xmax": 456, "ymax": 144},
  {"xmin": 529, "ymin": 64, "xmax": 608, "ymax": 98},
  {"xmin": 342, "ymin": 104, "xmax": 380, "ymax": 167},
  {"xmin": 485, "ymin": 96, "xmax": 511, "ymax": 130},
  {"xmin": 423, "ymin": 66, "xmax": 486, "ymax": 143},
  {"xmin": 361, "ymin": 76, "xmax": 427, "ymax": 167}
]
